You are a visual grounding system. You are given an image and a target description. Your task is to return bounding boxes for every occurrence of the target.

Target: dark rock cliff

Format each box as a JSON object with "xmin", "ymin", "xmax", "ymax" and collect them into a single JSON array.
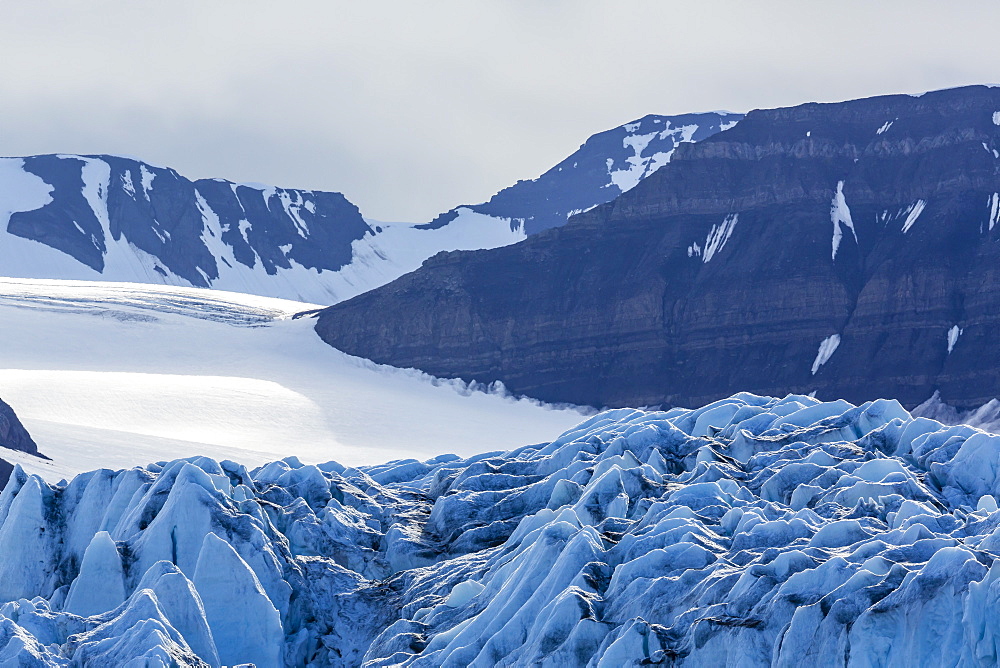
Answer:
[
  {"xmin": 315, "ymin": 86, "xmax": 1000, "ymax": 411},
  {"xmin": 0, "ymin": 397, "xmax": 41, "ymax": 486}
]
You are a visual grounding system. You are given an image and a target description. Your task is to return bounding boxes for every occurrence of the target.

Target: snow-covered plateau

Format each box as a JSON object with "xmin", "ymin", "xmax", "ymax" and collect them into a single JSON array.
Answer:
[
  {"xmin": 3, "ymin": 392, "xmax": 1000, "ymax": 665},
  {"xmin": 0, "ymin": 277, "xmax": 586, "ymax": 480}
]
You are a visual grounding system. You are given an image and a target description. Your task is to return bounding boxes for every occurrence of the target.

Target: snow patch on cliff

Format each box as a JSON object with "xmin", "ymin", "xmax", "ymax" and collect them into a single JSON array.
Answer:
[
  {"xmin": 702, "ymin": 213, "xmax": 738, "ymax": 263},
  {"xmin": 901, "ymin": 199, "xmax": 927, "ymax": 233},
  {"xmin": 811, "ymin": 334, "xmax": 841, "ymax": 374},
  {"xmin": 608, "ymin": 122, "xmax": 700, "ymax": 193},
  {"xmin": 947, "ymin": 325, "xmax": 963, "ymax": 353},
  {"xmin": 830, "ymin": 181, "xmax": 857, "ymax": 260}
]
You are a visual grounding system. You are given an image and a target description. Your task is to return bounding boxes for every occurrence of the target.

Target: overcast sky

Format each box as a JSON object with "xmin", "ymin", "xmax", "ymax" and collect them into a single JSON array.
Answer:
[{"xmin": 3, "ymin": 1, "xmax": 1000, "ymax": 222}]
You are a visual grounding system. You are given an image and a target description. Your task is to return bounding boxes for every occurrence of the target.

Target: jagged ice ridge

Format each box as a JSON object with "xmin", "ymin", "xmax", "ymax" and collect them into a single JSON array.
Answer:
[{"xmin": 3, "ymin": 393, "xmax": 1000, "ymax": 665}]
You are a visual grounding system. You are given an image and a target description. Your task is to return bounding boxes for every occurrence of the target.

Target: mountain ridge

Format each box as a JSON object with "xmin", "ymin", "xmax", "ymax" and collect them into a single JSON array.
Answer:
[
  {"xmin": 422, "ymin": 111, "xmax": 742, "ymax": 234},
  {"xmin": 315, "ymin": 84, "xmax": 1000, "ymax": 412},
  {"xmin": 0, "ymin": 111, "xmax": 739, "ymax": 303}
]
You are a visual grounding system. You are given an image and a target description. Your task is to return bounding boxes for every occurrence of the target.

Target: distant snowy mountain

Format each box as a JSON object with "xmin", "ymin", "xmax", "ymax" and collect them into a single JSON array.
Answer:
[
  {"xmin": 424, "ymin": 111, "xmax": 742, "ymax": 235},
  {"xmin": 2, "ymin": 393, "xmax": 1000, "ymax": 665},
  {"xmin": 0, "ymin": 155, "xmax": 526, "ymax": 304},
  {"xmin": 0, "ymin": 115, "xmax": 739, "ymax": 304}
]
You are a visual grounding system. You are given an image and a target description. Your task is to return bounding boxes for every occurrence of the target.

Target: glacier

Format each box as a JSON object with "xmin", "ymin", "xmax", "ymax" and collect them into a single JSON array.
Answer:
[
  {"xmin": 3, "ymin": 393, "xmax": 1000, "ymax": 665},
  {"xmin": 0, "ymin": 277, "xmax": 585, "ymax": 479}
]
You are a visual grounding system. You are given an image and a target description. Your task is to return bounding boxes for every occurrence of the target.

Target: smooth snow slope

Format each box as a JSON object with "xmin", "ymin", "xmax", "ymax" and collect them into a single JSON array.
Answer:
[
  {"xmin": 0, "ymin": 277, "xmax": 585, "ymax": 479},
  {"xmin": 3, "ymin": 393, "xmax": 1000, "ymax": 665}
]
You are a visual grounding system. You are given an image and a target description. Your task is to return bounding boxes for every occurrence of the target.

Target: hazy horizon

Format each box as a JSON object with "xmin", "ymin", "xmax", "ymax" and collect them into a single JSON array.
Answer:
[{"xmin": 3, "ymin": 1, "xmax": 999, "ymax": 222}]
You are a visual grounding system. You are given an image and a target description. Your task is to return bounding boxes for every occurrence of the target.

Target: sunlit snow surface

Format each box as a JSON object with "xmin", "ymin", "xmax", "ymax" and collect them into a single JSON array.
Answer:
[
  {"xmin": 3, "ymin": 392, "xmax": 1000, "ymax": 665},
  {"xmin": 0, "ymin": 277, "xmax": 584, "ymax": 479}
]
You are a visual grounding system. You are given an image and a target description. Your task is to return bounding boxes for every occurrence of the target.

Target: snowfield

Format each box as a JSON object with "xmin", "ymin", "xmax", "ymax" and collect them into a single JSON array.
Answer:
[
  {"xmin": 0, "ymin": 277, "xmax": 586, "ymax": 479},
  {"xmin": 3, "ymin": 393, "xmax": 1000, "ymax": 664}
]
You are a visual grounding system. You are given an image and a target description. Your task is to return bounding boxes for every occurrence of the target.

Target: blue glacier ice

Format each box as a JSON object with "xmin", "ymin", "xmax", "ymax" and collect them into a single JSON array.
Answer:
[{"xmin": 3, "ymin": 393, "xmax": 1000, "ymax": 665}]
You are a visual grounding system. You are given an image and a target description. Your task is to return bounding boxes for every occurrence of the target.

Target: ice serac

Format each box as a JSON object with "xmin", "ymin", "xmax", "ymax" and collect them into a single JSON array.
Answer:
[
  {"xmin": 423, "ymin": 111, "xmax": 743, "ymax": 235},
  {"xmin": 315, "ymin": 85, "xmax": 1000, "ymax": 411},
  {"xmin": 63, "ymin": 531, "xmax": 126, "ymax": 616},
  {"xmin": 3, "ymin": 394, "xmax": 1000, "ymax": 664},
  {"xmin": 193, "ymin": 532, "xmax": 283, "ymax": 667}
]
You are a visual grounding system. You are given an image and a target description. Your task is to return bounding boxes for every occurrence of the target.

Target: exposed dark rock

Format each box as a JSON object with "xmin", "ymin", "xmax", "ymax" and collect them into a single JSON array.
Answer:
[
  {"xmin": 316, "ymin": 85, "xmax": 1000, "ymax": 411},
  {"xmin": 5, "ymin": 154, "xmax": 373, "ymax": 287},
  {"xmin": 0, "ymin": 397, "xmax": 41, "ymax": 487}
]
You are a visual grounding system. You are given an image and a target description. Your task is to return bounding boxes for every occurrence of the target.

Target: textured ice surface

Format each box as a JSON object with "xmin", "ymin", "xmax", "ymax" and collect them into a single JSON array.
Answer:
[{"xmin": 3, "ymin": 393, "xmax": 1000, "ymax": 665}]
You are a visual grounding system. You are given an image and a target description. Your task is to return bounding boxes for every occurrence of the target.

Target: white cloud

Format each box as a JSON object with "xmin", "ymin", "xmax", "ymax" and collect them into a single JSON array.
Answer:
[{"xmin": 2, "ymin": 0, "xmax": 999, "ymax": 221}]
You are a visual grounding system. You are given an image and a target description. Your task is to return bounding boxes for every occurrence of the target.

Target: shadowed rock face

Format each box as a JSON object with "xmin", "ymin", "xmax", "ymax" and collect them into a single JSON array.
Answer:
[
  {"xmin": 316, "ymin": 85, "xmax": 1000, "ymax": 411},
  {"xmin": 0, "ymin": 397, "xmax": 40, "ymax": 486}
]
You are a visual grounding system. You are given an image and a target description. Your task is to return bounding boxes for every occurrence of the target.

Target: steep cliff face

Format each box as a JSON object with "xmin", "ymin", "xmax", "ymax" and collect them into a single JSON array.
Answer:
[
  {"xmin": 316, "ymin": 86, "xmax": 1000, "ymax": 410},
  {"xmin": 0, "ymin": 397, "xmax": 41, "ymax": 485}
]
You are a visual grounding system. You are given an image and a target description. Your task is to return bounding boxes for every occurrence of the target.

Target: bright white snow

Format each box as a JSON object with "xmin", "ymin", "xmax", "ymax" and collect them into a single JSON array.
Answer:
[
  {"xmin": 994, "ymin": 111, "xmax": 1000, "ymax": 126},
  {"xmin": 990, "ymin": 192, "xmax": 1000, "ymax": 231},
  {"xmin": 811, "ymin": 333, "xmax": 841, "ymax": 374},
  {"xmin": 947, "ymin": 324, "xmax": 963, "ymax": 353},
  {"xmin": 0, "ymin": 277, "xmax": 585, "ymax": 479},
  {"xmin": 830, "ymin": 181, "xmax": 857, "ymax": 260}
]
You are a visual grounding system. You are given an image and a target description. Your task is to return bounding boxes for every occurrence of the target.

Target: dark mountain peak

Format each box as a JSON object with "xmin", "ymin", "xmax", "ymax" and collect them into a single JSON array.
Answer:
[{"xmin": 421, "ymin": 110, "xmax": 743, "ymax": 234}]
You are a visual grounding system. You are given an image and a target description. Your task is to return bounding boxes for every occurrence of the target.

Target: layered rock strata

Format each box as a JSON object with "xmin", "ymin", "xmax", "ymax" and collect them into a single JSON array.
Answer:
[{"xmin": 317, "ymin": 86, "xmax": 1000, "ymax": 410}]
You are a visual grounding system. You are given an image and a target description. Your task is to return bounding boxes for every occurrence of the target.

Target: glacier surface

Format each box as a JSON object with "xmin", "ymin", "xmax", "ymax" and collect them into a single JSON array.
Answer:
[
  {"xmin": 0, "ymin": 277, "xmax": 585, "ymax": 480},
  {"xmin": 2, "ymin": 393, "xmax": 1000, "ymax": 665}
]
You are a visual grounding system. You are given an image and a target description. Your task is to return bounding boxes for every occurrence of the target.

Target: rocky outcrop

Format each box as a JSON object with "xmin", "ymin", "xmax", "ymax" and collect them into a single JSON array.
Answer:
[
  {"xmin": 0, "ymin": 397, "xmax": 41, "ymax": 486},
  {"xmin": 316, "ymin": 85, "xmax": 1000, "ymax": 411}
]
